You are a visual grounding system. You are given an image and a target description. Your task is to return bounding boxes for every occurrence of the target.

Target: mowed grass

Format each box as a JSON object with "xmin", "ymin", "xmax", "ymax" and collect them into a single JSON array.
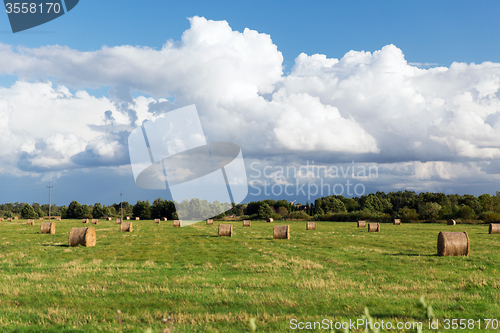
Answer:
[{"xmin": 0, "ymin": 219, "xmax": 499, "ymax": 332}]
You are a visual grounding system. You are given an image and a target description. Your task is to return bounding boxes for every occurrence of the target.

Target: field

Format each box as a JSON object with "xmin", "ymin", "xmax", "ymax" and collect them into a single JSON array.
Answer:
[{"xmin": 0, "ymin": 219, "xmax": 499, "ymax": 332}]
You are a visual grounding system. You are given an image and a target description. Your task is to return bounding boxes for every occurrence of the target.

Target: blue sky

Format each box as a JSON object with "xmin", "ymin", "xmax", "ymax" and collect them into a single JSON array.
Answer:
[{"xmin": 1, "ymin": 0, "xmax": 500, "ymax": 206}]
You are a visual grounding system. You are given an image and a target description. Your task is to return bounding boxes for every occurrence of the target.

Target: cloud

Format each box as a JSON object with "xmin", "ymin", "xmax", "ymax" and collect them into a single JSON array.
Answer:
[{"xmin": 0, "ymin": 16, "xmax": 500, "ymax": 195}]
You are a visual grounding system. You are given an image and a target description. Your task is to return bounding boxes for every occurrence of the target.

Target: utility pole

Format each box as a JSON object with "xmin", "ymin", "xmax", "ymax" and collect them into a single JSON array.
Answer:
[
  {"xmin": 120, "ymin": 192, "xmax": 123, "ymax": 222},
  {"xmin": 47, "ymin": 182, "xmax": 53, "ymax": 221}
]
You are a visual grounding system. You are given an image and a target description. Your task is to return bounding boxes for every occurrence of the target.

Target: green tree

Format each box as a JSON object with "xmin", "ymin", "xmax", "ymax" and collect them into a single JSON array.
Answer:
[
  {"xmin": 92, "ymin": 203, "xmax": 105, "ymax": 218},
  {"xmin": 399, "ymin": 207, "xmax": 419, "ymax": 222},
  {"xmin": 418, "ymin": 202, "xmax": 442, "ymax": 221},
  {"xmin": 133, "ymin": 200, "xmax": 151, "ymax": 220},
  {"xmin": 258, "ymin": 203, "xmax": 273, "ymax": 219},
  {"xmin": 458, "ymin": 204, "xmax": 476, "ymax": 220},
  {"xmin": 67, "ymin": 201, "xmax": 89, "ymax": 219},
  {"xmin": 21, "ymin": 204, "xmax": 37, "ymax": 219}
]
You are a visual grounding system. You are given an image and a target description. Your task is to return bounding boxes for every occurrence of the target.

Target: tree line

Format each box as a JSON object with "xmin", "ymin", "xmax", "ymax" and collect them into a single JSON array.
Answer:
[{"xmin": 2, "ymin": 190, "xmax": 500, "ymax": 222}]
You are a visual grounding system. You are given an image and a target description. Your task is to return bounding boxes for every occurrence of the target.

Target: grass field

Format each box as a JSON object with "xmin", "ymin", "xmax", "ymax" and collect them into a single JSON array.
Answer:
[{"xmin": 0, "ymin": 219, "xmax": 499, "ymax": 332}]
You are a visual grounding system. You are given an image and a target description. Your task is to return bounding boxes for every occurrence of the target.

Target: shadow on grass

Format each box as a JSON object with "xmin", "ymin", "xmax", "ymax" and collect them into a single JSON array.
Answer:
[
  {"xmin": 386, "ymin": 252, "xmax": 437, "ymax": 257},
  {"xmin": 42, "ymin": 243, "xmax": 69, "ymax": 247}
]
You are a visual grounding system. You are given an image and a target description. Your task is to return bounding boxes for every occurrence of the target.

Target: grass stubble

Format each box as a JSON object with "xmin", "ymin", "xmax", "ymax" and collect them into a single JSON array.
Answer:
[{"xmin": 0, "ymin": 219, "xmax": 498, "ymax": 332}]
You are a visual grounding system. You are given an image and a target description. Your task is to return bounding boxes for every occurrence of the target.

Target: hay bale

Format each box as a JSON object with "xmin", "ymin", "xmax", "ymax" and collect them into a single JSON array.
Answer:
[
  {"xmin": 69, "ymin": 227, "xmax": 96, "ymax": 247},
  {"xmin": 306, "ymin": 222, "xmax": 316, "ymax": 230},
  {"xmin": 273, "ymin": 225, "xmax": 290, "ymax": 239},
  {"xmin": 82, "ymin": 218, "xmax": 89, "ymax": 224},
  {"xmin": 243, "ymin": 220, "xmax": 251, "ymax": 227},
  {"xmin": 14, "ymin": 216, "xmax": 18, "ymax": 220},
  {"xmin": 357, "ymin": 220, "xmax": 366, "ymax": 228},
  {"xmin": 120, "ymin": 222, "xmax": 133, "ymax": 232},
  {"xmin": 206, "ymin": 219, "xmax": 214, "ymax": 225},
  {"xmin": 107, "ymin": 217, "xmax": 112, "ymax": 221},
  {"xmin": 40, "ymin": 222, "xmax": 55, "ymax": 234},
  {"xmin": 163, "ymin": 217, "xmax": 168, "ymax": 221},
  {"xmin": 126, "ymin": 216, "xmax": 130, "ymax": 220},
  {"xmin": 135, "ymin": 217, "xmax": 140, "ymax": 220},
  {"xmin": 91, "ymin": 219, "xmax": 99, "ymax": 224},
  {"xmin": 218, "ymin": 224, "xmax": 233, "ymax": 237},
  {"xmin": 173, "ymin": 220, "xmax": 181, "ymax": 227},
  {"xmin": 7, "ymin": 218, "xmax": 12, "ymax": 222},
  {"xmin": 489, "ymin": 223, "xmax": 500, "ymax": 234},
  {"xmin": 27, "ymin": 219, "xmax": 35, "ymax": 225},
  {"xmin": 393, "ymin": 219, "xmax": 401, "ymax": 225},
  {"xmin": 368, "ymin": 223, "xmax": 380, "ymax": 232},
  {"xmin": 447, "ymin": 219, "xmax": 456, "ymax": 225},
  {"xmin": 0, "ymin": 217, "xmax": 3, "ymax": 222},
  {"xmin": 437, "ymin": 231, "xmax": 469, "ymax": 256},
  {"xmin": 56, "ymin": 217, "xmax": 61, "ymax": 221},
  {"xmin": 39, "ymin": 217, "xmax": 43, "ymax": 221},
  {"xmin": 266, "ymin": 218, "xmax": 274, "ymax": 223},
  {"xmin": 116, "ymin": 218, "xmax": 122, "ymax": 224},
  {"xmin": 154, "ymin": 218, "xmax": 160, "ymax": 224}
]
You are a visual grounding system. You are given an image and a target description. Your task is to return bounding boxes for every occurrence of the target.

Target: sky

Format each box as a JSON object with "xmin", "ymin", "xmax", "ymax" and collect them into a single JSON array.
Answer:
[{"xmin": 1, "ymin": 0, "xmax": 500, "ymax": 206}]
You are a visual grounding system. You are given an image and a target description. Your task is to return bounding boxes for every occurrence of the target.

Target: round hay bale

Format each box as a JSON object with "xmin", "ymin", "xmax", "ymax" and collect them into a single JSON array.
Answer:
[
  {"xmin": 120, "ymin": 222, "xmax": 133, "ymax": 232},
  {"xmin": 135, "ymin": 217, "xmax": 140, "ymax": 220},
  {"xmin": 173, "ymin": 220, "xmax": 181, "ymax": 227},
  {"xmin": 14, "ymin": 216, "xmax": 18, "ymax": 220},
  {"xmin": 306, "ymin": 222, "xmax": 316, "ymax": 230},
  {"xmin": 91, "ymin": 219, "xmax": 99, "ymax": 224},
  {"xmin": 393, "ymin": 219, "xmax": 401, "ymax": 225},
  {"xmin": 69, "ymin": 227, "xmax": 96, "ymax": 247},
  {"xmin": 163, "ymin": 217, "xmax": 168, "ymax": 221},
  {"xmin": 357, "ymin": 220, "xmax": 366, "ymax": 228},
  {"xmin": 82, "ymin": 218, "xmax": 89, "ymax": 224},
  {"xmin": 437, "ymin": 231, "xmax": 469, "ymax": 256},
  {"xmin": 38, "ymin": 217, "xmax": 43, "ymax": 221},
  {"xmin": 266, "ymin": 218, "xmax": 274, "ymax": 223},
  {"xmin": 243, "ymin": 220, "xmax": 251, "ymax": 227},
  {"xmin": 7, "ymin": 218, "xmax": 12, "ymax": 222},
  {"xmin": 40, "ymin": 222, "xmax": 55, "ymax": 234},
  {"xmin": 489, "ymin": 223, "xmax": 500, "ymax": 234},
  {"xmin": 27, "ymin": 219, "xmax": 35, "ymax": 225},
  {"xmin": 447, "ymin": 219, "xmax": 456, "ymax": 225},
  {"xmin": 206, "ymin": 219, "xmax": 214, "ymax": 225},
  {"xmin": 56, "ymin": 216, "xmax": 61, "ymax": 221},
  {"xmin": 0, "ymin": 217, "xmax": 3, "ymax": 222},
  {"xmin": 154, "ymin": 218, "xmax": 160, "ymax": 224},
  {"xmin": 126, "ymin": 216, "xmax": 130, "ymax": 220},
  {"xmin": 107, "ymin": 217, "xmax": 112, "ymax": 221},
  {"xmin": 368, "ymin": 223, "xmax": 380, "ymax": 232},
  {"xmin": 116, "ymin": 218, "xmax": 122, "ymax": 224},
  {"xmin": 273, "ymin": 225, "xmax": 290, "ymax": 239},
  {"xmin": 218, "ymin": 224, "xmax": 233, "ymax": 237}
]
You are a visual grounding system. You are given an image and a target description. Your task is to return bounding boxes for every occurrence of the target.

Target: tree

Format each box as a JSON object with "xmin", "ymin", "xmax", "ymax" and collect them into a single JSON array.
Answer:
[
  {"xmin": 258, "ymin": 203, "xmax": 273, "ymax": 219},
  {"xmin": 399, "ymin": 207, "xmax": 419, "ymax": 221},
  {"xmin": 21, "ymin": 204, "xmax": 37, "ymax": 219},
  {"xmin": 92, "ymin": 203, "xmax": 105, "ymax": 218},
  {"xmin": 458, "ymin": 204, "xmax": 476, "ymax": 220},
  {"xmin": 67, "ymin": 201, "xmax": 88, "ymax": 219},
  {"xmin": 133, "ymin": 200, "xmax": 151, "ymax": 220},
  {"xmin": 418, "ymin": 202, "xmax": 441, "ymax": 221},
  {"xmin": 361, "ymin": 194, "xmax": 393, "ymax": 213}
]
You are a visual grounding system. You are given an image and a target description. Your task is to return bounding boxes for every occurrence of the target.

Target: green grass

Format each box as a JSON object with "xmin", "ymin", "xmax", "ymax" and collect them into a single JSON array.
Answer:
[{"xmin": 0, "ymin": 219, "xmax": 499, "ymax": 332}]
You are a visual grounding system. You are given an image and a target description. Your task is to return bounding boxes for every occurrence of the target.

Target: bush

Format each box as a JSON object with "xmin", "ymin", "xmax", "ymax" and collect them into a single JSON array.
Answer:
[
  {"xmin": 270, "ymin": 213, "xmax": 282, "ymax": 220},
  {"xmin": 287, "ymin": 211, "xmax": 311, "ymax": 220},
  {"xmin": 478, "ymin": 211, "xmax": 500, "ymax": 222}
]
